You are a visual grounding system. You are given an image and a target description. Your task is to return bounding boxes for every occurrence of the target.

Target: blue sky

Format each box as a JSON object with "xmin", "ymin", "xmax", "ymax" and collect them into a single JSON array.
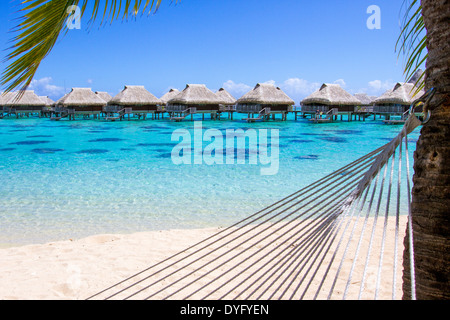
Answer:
[{"xmin": 0, "ymin": 0, "xmax": 422, "ymax": 103}]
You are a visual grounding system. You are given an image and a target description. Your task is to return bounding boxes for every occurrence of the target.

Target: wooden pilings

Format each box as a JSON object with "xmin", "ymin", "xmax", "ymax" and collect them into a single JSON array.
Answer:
[{"xmin": 1, "ymin": 108, "xmax": 404, "ymax": 123}]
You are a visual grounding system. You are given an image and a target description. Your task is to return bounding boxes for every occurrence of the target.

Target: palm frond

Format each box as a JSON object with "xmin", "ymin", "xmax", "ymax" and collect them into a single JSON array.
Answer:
[
  {"xmin": 1, "ymin": 0, "xmax": 168, "ymax": 95},
  {"xmin": 396, "ymin": 0, "xmax": 427, "ymax": 96}
]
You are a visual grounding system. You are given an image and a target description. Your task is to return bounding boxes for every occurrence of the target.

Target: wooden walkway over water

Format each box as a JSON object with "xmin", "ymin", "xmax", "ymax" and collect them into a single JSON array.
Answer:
[{"xmin": 0, "ymin": 106, "xmax": 410, "ymax": 125}]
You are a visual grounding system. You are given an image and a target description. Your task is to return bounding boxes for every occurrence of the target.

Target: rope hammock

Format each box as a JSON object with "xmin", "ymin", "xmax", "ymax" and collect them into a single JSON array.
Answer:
[{"xmin": 87, "ymin": 89, "xmax": 435, "ymax": 301}]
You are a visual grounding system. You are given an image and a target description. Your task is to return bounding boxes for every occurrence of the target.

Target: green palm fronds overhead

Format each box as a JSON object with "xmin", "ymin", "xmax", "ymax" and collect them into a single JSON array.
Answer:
[
  {"xmin": 396, "ymin": 0, "xmax": 427, "ymax": 94},
  {"xmin": 1, "ymin": 0, "xmax": 166, "ymax": 95}
]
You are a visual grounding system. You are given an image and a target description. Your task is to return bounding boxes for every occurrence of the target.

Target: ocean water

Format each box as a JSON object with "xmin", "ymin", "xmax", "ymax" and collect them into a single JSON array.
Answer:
[{"xmin": 0, "ymin": 113, "xmax": 420, "ymax": 247}]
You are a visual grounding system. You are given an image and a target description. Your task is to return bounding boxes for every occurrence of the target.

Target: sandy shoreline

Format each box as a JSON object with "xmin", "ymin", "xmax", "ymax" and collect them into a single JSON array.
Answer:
[
  {"xmin": 0, "ymin": 215, "xmax": 409, "ymax": 300},
  {"xmin": 0, "ymin": 228, "xmax": 224, "ymax": 300}
]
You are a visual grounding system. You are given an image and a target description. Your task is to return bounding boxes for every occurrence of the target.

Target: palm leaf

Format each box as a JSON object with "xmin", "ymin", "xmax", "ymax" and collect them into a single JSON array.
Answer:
[
  {"xmin": 1, "ymin": 0, "xmax": 167, "ymax": 95},
  {"xmin": 396, "ymin": 0, "xmax": 427, "ymax": 96}
]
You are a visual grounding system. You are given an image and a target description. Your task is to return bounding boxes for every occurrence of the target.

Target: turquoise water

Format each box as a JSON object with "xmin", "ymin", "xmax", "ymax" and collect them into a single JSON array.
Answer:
[{"xmin": 0, "ymin": 114, "xmax": 420, "ymax": 247}]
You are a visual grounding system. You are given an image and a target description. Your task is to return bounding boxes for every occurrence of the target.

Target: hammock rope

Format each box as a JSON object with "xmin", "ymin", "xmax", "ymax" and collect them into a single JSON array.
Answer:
[{"xmin": 87, "ymin": 88, "xmax": 436, "ymax": 300}]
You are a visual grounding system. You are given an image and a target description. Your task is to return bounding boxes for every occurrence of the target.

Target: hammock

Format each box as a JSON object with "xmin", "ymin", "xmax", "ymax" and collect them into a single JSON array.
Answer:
[{"xmin": 87, "ymin": 89, "xmax": 435, "ymax": 301}]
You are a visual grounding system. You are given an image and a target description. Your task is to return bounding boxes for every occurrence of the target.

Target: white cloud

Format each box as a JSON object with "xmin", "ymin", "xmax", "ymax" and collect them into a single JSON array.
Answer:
[
  {"xmin": 262, "ymin": 80, "xmax": 276, "ymax": 86},
  {"xmin": 353, "ymin": 79, "xmax": 397, "ymax": 98},
  {"xmin": 333, "ymin": 79, "xmax": 346, "ymax": 87},
  {"xmin": 367, "ymin": 79, "xmax": 396, "ymax": 94},
  {"xmin": 222, "ymin": 80, "xmax": 252, "ymax": 98},
  {"xmin": 28, "ymin": 77, "xmax": 65, "ymax": 99},
  {"xmin": 87, "ymin": 79, "xmax": 93, "ymax": 85},
  {"xmin": 270, "ymin": 78, "xmax": 321, "ymax": 103},
  {"xmin": 223, "ymin": 78, "xmax": 321, "ymax": 103},
  {"xmin": 280, "ymin": 78, "xmax": 321, "ymax": 97}
]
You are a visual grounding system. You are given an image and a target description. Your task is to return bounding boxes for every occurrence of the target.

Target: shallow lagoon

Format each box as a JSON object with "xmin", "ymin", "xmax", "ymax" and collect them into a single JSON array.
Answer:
[{"xmin": 0, "ymin": 114, "xmax": 420, "ymax": 247}]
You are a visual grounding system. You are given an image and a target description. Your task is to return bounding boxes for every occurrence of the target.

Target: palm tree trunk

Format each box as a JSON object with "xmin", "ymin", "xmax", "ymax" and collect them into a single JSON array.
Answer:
[{"xmin": 403, "ymin": 0, "xmax": 450, "ymax": 300}]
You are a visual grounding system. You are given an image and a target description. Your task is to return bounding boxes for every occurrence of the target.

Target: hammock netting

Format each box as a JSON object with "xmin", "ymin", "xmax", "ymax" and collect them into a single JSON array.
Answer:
[{"xmin": 87, "ymin": 111, "xmax": 425, "ymax": 301}]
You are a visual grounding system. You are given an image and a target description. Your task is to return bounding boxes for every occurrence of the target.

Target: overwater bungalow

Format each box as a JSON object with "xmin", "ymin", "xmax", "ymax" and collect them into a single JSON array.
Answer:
[
  {"xmin": 95, "ymin": 91, "xmax": 112, "ymax": 116},
  {"xmin": 0, "ymin": 93, "xmax": 6, "ymax": 117},
  {"xmin": 354, "ymin": 93, "xmax": 376, "ymax": 107},
  {"xmin": 39, "ymin": 96, "xmax": 54, "ymax": 106},
  {"xmin": 166, "ymin": 84, "xmax": 225, "ymax": 121},
  {"xmin": 54, "ymin": 88, "xmax": 107, "ymax": 120},
  {"xmin": 107, "ymin": 85, "xmax": 163, "ymax": 120},
  {"xmin": 216, "ymin": 88, "xmax": 237, "ymax": 119},
  {"xmin": 3, "ymin": 90, "xmax": 46, "ymax": 118},
  {"xmin": 0, "ymin": 92, "xmax": 13, "ymax": 117},
  {"xmin": 95, "ymin": 91, "xmax": 112, "ymax": 103},
  {"xmin": 235, "ymin": 83, "xmax": 295, "ymax": 121},
  {"xmin": 39, "ymin": 96, "xmax": 55, "ymax": 117},
  {"xmin": 372, "ymin": 82, "xmax": 425, "ymax": 116},
  {"xmin": 301, "ymin": 84, "xmax": 362, "ymax": 120},
  {"xmin": 160, "ymin": 89, "xmax": 180, "ymax": 106},
  {"xmin": 352, "ymin": 93, "xmax": 377, "ymax": 116},
  {"xmin": 216, "ymin": 88, "xmax": 236, "ymax": 107},
  {"xmin": 216, "ymin": 87, "xmax": 236, "ymax": 106}
]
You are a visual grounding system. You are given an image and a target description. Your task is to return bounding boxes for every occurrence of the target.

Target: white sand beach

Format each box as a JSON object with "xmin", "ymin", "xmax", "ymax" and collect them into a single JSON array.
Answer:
[
  {"xmin": 0, "ymin": 228, "xmax": 222, "ymax": 300},
  {"xmin": 0, "ymin": 216, "xmax": 409, "ymax": 300}
]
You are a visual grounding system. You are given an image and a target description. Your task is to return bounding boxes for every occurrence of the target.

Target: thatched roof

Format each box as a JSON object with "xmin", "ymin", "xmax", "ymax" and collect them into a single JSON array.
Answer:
[
  {"xmin": 54, "ymin": 93, "xmax": 68, "ymax": 106},
  {"xmin": 168, "ymin": 84, "xmax": 223, "ymax": 105},
  {"xmin": 301, "ymin": 84, "xmax": 361, "ymax": 106},
  {"xmin": 0, "ymin": 92, "xmax": 14, "ymax": 105},
  {"xmin": 408, "ymin": 69, "xmax": 424, "ymax": 84},
  {"xmin": 4, "ymin": 90, "xmax": 46, "ymax": 106},
  {"xmin": 39, "ymin": 96, "xmax": 55, "ymax": 106},
  {"xmin": 109, "ymin": 85, "xmax": 162, "ymax": 106},
  {"xmin": 236, "ymin": 83, "xmax": 295, "ymax": 105},
  {"xmin": 95, "ymin": 91, "xmax": 112, "ymax": 103},
  {"xmin": 215, "ymin": 88, "xmax": 237, "ymax": 105},
  {"xmin": 160, "ymin": 89, "xmax": 180, "ymax": 104},
  {"xmin": 372, "ymin": 82, "xmax": 425, "ymax": 105},
  {"xmin": 57, "ymin": 88, "xmax": 107, "ymax": 107},
  {"xmin": 354, "ymin": 93, "xmax": 377, "ymax": 106}
]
